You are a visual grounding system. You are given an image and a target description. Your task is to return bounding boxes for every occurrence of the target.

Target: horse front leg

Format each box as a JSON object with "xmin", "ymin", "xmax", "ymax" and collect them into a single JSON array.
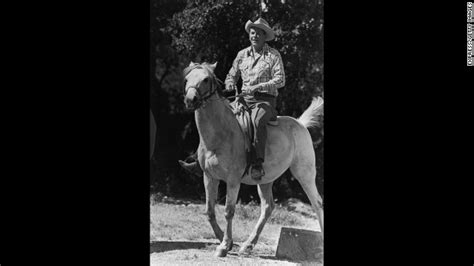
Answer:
[
  {"xmin": 203, "ymin": 174, "xmax": 223, "ymax": 242},
  {"xmin": 214, "ymin": 181, "xmax": 241, "ymax": 257},
  {"xmin": 239, "ymin": 182, "xmax": 274, "ymax": 254}
]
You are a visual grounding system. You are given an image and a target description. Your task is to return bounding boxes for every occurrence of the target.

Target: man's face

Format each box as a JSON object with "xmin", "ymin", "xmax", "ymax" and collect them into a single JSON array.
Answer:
[{"xmin": 249, "ymin": 27, "xmax": 266, "ymax": 48}]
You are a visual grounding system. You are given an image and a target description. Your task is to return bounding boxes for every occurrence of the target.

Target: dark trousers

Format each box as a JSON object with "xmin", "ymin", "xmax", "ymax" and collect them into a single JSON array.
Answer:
[{"xmin": 243, "ymin": 92, "xmax": 277, "ymax": 163}]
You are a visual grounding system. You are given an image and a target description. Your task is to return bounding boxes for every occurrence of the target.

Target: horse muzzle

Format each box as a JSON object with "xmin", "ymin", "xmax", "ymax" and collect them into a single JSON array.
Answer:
[{"xmin": 184, "ymin": 88, "xmax": 201, "ymax": 110}]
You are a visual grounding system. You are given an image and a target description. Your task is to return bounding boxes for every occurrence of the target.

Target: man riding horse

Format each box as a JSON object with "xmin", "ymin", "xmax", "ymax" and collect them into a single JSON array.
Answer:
[{"xmin": 180, "ymin": 18, "xmax": 285, "ymax": 181}]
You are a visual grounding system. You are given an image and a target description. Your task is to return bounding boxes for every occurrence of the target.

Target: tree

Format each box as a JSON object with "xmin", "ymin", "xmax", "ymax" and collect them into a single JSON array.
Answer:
[{"xmin": 150, "ymin": 0, "xmax": 324, "ymax": 201}]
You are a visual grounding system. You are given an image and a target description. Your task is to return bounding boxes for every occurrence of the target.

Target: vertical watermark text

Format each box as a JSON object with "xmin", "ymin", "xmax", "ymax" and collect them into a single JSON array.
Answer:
[{"xmin": 468, "ymin": 2, "xmax": 473, "ymax": 66}]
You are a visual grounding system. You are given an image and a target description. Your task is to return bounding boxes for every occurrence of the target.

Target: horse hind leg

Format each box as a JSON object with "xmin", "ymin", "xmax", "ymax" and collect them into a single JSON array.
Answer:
[
  {"xmin": 239, "ymin": 182, "xmax": 275, "ymax": 255},
  {"xmin": 290, "ymin": 161, "xmax": 324, "ymax": 234}
]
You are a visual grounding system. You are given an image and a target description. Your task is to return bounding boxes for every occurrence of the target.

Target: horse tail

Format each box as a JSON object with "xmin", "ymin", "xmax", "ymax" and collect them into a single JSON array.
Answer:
[{"xmin": 297, "ymin": 96, "xmax": 324, "ymax": 129}]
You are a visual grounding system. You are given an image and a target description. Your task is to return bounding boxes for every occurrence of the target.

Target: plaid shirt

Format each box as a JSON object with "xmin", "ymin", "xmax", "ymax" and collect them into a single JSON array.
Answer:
[{"xmin": 225, "ymin": 43, "xmax": 285, "ymax": 96}]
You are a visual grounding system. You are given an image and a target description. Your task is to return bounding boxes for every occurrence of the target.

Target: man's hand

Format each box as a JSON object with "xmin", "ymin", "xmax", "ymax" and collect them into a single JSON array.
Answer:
[{"xmin": 248, "ymin": 84, "xmax": 261, "ymax": 95}]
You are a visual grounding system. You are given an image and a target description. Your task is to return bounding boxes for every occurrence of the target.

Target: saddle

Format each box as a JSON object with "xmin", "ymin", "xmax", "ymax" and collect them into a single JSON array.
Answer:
[{"xmin": 230, "ymin": 98, "xmax": 278, "ymax": 177}]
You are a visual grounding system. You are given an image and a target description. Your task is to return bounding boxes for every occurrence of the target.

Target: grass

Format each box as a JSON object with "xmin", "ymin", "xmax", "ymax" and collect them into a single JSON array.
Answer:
[
  {"xmin": 150, "ymin": 195, "xmax": 320, "ymax": 245},
  {"xmin": 234, "ymin": 201, "xmax": 303, "ymax": 226}
]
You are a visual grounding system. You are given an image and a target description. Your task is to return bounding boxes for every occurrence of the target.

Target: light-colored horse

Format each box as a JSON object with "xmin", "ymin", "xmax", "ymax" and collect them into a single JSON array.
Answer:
[{"xmin": 183, "ymin": 62, "xmax": 324, "ymax": 257}]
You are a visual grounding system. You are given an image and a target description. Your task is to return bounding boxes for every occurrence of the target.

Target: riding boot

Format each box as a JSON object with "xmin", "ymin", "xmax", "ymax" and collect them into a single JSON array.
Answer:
[
  {"xmin": 178, "ymin": 152, "xmax": 203, "ymax": 177},
  {"xmin": 250, "ymin": 159, "xmax": 265, "ymax": 181}
]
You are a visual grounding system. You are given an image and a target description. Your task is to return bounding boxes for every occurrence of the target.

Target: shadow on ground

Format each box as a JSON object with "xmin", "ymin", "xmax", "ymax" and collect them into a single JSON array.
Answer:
[
  {"xmin": 150, "ymin": 241, "xmax": 218, "ymax": 253},
  {"xmin": 150, "ymin": 241, "xmax": 243, "ymax": 254}
]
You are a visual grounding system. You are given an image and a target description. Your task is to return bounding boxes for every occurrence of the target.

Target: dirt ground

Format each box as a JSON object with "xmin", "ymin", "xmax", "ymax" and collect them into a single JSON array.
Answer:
[
  {"xmin": 150, "ymin": 238, "xmax": 306, "ymax": 265},
  {"xmin": 150, "ymin": 198, "xmax": 323, "ymax": 265}
]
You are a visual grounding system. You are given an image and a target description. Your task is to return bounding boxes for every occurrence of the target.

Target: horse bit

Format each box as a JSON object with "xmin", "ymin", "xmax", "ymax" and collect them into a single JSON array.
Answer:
[{"xmin": 185, "ymin": 77, "xmax": 219, "ymax": 110}]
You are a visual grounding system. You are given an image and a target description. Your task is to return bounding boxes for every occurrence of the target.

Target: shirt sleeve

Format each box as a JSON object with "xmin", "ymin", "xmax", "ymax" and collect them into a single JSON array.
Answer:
[
  {"xmin": 225, "ymin": 51, "xmax": 242, "ymax": 89},
  {"xmin": 258, "ymin": 50, "xmax": 285, "ymax": 95}
]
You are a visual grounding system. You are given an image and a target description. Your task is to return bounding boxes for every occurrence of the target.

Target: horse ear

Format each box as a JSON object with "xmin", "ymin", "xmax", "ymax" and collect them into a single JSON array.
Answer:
[
  {"xmin": 209, "ymin": 62, "xmax": 217, "ymax": 71},
  {"xmin": 189, "ymin": 61, "xmax": 196, "ymax": 67}
]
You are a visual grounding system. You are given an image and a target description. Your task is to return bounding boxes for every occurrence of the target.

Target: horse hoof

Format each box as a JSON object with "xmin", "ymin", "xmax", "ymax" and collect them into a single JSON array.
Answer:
[
  {"xmin": 215, "ymin": 247, "xmax": 228, "ymax": 257},
  {"xmin": 215, "ymin": 240, "xmax": 233, "ymax": 257}
]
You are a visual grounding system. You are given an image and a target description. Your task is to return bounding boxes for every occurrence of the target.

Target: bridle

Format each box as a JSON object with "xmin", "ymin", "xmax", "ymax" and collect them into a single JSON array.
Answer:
[
  {"xmin": 184, "ymin": 66, "xmax": 222, "ymax": 110},
  {"xmin": 185, "ymin": 83, "xmax": 217, "ymax": 109}
]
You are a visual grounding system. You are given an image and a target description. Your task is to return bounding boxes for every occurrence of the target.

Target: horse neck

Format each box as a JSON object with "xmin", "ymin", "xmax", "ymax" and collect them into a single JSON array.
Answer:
[{"xmin": 195, "ymin": 96, "xmax": 239, "ymax": 149}]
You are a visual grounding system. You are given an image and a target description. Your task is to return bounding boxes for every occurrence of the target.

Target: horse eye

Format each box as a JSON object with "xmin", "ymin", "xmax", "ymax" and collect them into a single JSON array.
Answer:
[{"xmin": 203, "ymin": 78, "xmax": 209, "ymax": 83}]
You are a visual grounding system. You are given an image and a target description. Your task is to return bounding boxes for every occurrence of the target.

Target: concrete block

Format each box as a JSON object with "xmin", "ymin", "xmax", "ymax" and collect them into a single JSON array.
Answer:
[{"xmin": 275, "ymin": 226, "xmax": 323, "ymax": 262}]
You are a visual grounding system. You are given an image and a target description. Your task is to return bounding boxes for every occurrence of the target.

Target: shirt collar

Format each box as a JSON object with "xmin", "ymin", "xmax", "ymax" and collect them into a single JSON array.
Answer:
[{"xmin": 247, "ymin": 43, "xmax": 269, "ymax": 58}]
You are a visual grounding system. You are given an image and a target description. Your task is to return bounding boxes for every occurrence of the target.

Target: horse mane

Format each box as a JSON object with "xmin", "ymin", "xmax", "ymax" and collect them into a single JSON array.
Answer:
[{"xmin": 183, "ymin": 62, "xmax": 224, "ymax": 97}]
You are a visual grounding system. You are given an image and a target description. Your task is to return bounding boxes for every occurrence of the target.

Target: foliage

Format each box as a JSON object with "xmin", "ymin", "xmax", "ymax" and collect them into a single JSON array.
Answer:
[{"xmin": 150, "ymin": 0, "xmax": 324, "ymax": 203}]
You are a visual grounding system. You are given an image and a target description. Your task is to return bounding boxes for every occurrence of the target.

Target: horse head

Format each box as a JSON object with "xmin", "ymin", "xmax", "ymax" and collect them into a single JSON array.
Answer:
[{"xmin": 183, "ymin": 61, "xmax": 222, "ymax": 110}]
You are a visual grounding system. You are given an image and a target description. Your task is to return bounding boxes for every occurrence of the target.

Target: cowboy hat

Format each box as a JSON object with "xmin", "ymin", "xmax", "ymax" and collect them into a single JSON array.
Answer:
[{"xmin": 245, "ymin": 18, "xmax": 275, "ymax": 41}]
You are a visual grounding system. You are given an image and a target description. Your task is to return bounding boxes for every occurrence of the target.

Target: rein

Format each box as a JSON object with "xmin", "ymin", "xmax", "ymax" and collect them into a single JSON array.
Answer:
[
  {"xmin": 226, "ymin": 92, "xmax": 251, "ymax": 99},
  {"xmin": 195, "ymin": 79, "xmax": 222, "ymax": 109},
  {"xmin": 199, "ymin": 83, "xmax": 218, "ymax": 103}
]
